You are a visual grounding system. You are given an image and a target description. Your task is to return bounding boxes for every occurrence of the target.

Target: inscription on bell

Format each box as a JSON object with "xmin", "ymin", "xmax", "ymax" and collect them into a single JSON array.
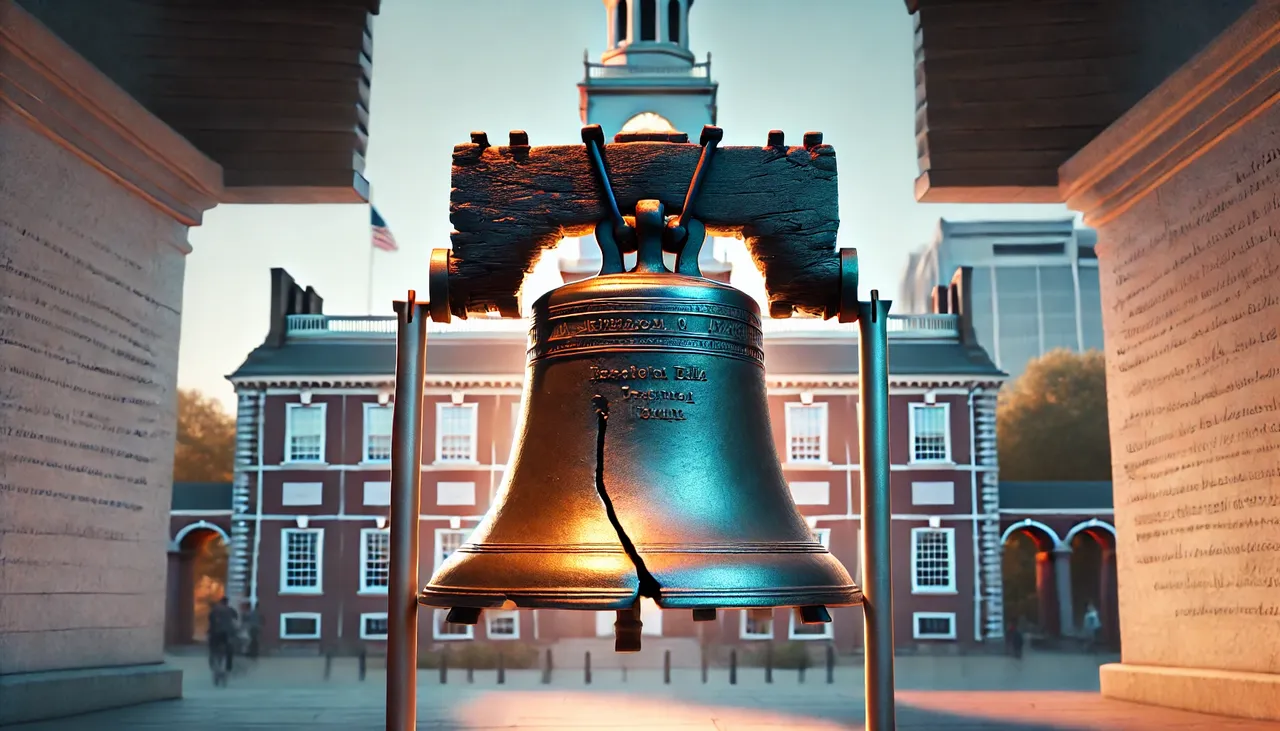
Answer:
[
  {"xmin": 674, "ymin": 366, "xmax": 708, "ymax": 381},
  {"xmin": 590, "ymin": 365, "xmax": 668, "ymax": 381},
  {"xmin": 621, "ymin": 386, "xmax": 697, "ymax": 404},
  {"xmin": 707, "ymin": 319, "xmax": 748, "ymax": 339},
  {"xmin": 632, "ymin": 406, "xmax": 687, "ymax": 422}
]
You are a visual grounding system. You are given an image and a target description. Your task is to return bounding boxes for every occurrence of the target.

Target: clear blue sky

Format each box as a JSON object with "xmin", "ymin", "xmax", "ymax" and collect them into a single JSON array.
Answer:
[{"xmin": 181, "ymin": 0, "xmax": 1071, "ymax": 412}]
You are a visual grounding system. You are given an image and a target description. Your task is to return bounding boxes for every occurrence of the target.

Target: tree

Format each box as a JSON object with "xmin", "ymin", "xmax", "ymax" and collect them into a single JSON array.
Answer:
[
  {"xmin": 997, "ymin": 349, "xmax": 1111, "ymax": 481},
  {"xmin": 174, "ymin": 389, "xmax": 236, "ymax": 483}
]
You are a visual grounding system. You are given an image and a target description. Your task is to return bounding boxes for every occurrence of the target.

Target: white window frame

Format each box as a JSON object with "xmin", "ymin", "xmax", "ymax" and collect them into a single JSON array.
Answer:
[
  {"xmin": 433, "ymin": 608, "xmax": 475, "ymax": 640},
  {"xmin": 435, "ymin": 402, "xmax": 479, "ymax": 464},
  {"xmin": 284, "ymin": 403, "xmax": 327, "ymax": 464},
  {"xmin": 434, "ymin": 528, "xmax": 470, "ymax": 570},
  {"xmin": 907, "ymin": 402, "xmax": 952, "ymax": 464},
  {"xmin": 362, "ymin": 402, "xmax": 394, "ymax": 463},
  {"xmin": 360, "ymin": 612, "xmax": 389, "ymax": 640},
  {"xmin": 279, "ymin": 527, "xmax": 324, "ymax": 595},
  {"xmin": 358, "ymin": 527, "xmax": 390, "ymax": 594},
  {"xmin": 486, "ymin": 610, "xmax": 520, "ymax": 640},
  {"xmin": 784, "ymin": 402, "xmax": 829, "ymax": 464},
  {"xmin": 739, "ymin": 609, "xmax": 774, "ymax": 640},
  {"xmin": 913, "ymin": 612, "xmax": 958, "ymax": 640},
  {"xmin": 279, "ymin": 612, "xmax": 322, "ymax": 640},
  {"xmin": 909, "ymin": 527, "xmax": 957, "ymax": 594}
]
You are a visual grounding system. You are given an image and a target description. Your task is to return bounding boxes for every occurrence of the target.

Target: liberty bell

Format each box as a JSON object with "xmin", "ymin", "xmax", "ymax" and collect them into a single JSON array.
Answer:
[{"xmin": 418, "ymin": 127, "xmax": 861, "ymax": 651}]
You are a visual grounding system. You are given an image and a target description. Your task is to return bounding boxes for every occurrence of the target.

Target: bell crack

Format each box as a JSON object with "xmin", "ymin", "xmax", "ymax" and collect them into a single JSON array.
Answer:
[{"xmin": 592, "ymin": 395, "xmax": 662, "ymax": 600}]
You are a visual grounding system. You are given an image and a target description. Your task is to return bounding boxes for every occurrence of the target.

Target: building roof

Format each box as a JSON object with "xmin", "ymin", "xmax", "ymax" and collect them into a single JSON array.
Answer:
[
  {"xmin": 228, "ymin": 315, "xmax": 1005, "ymax": 383},
  {"xmin": 999, "ymin": 482, "xmax": 1113, "ymax": 512},
  {"xmin": 172, "ymin": 482, "xmax": 233, "ymax": 511}
]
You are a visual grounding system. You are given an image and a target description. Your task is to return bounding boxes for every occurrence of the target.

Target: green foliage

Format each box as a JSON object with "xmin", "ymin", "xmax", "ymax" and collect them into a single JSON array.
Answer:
[
  {"xmin": 997, "ymin": 349, "xmax": 1111, "ymax": 481},
  {"xmin": 417, "ymin": 641, "xmax": 540, "ymax": 670},
  {"xmin": 174, "ymin": 389, "xmax": 236, "ymax": 483}
]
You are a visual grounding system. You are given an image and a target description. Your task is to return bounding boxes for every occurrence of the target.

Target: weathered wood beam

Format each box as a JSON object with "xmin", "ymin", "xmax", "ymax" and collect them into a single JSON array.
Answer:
[{"xmin": 448, "ymin": 137, "xmax": 841, "ymax": 319}]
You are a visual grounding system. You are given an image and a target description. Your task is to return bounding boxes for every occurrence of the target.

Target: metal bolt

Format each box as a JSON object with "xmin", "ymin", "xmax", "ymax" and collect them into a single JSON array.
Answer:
[
  {"xmin": 470, "ymin": 131, "xmax": 490, "ymax": 147},
  {"xmin": 767, "ymin": 130, "xmax": 785, "ymax": 147},
  {"xmin": 509, "ymin": 130, "xmax": 529, "ymax": 146},
  {"xmin": 803, "ymin": 131, "xmax": 823, "ymax": 149}
]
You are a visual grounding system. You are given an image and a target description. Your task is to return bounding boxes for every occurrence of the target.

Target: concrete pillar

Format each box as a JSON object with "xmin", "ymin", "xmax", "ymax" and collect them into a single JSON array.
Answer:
[
  {"xmin": 1054, "ymin": 548, "xmax": 1075, "ymax": 637},
  {"xmin": 1034, "ymin": 551, "xmax": 1059, "ymax": 635}
]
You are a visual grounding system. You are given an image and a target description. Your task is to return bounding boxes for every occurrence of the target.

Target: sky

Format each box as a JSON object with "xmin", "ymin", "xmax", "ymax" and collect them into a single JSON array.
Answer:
[{"xmin": 180, "ymin": 0, "xmax": 1073, "ymax": 413}]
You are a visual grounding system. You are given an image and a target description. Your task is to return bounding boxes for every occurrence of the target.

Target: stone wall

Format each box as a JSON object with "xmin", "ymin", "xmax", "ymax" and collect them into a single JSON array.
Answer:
[
  {"xmin": 0, "ymin": 2, "xmax": 219, "ymax": 722},
  {"xmin": 1060, "ymin": 0, "xmax": 1280, "ymax": 719}
]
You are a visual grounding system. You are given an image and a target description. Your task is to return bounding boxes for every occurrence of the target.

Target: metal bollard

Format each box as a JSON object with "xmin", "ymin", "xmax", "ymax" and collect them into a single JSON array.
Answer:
[
  {"xmin": 729, "ymin": 649, "xmax": 737, "ymax": 685},
  {"xmin": 622, "ymin": 663, "xmax": 627, "ymax": 682},
  {"xmin": 585, "ymin": 651, "xmax": 592, "ymax": 685},
  {"xmin": 359, "ymin": 649, "xmax": 367, "ymax": 682},
  {"xmin": 466, "ymin": 653, "xmax": 474, "ymax": 684},
  {"xmin": 826, "ymin": 645, "xmax": 834, "ymax": 685},
  {"xmin": 542, "ymin": 648, "xmax": 553, "ymax": 684},
  {"xmin": 700, "ymin": 647, "xmax": 708, "ymax": 684},
  {"xmin": 765, "ymin": 644, "xmax": 773, "ymax": 684},
  {"xmin": 663, "ymin": 650, "xmax": 671, "ymax": 684},
  {"xmin": 799, "ymin": 664, "xmax": 806, "ymax": 684},
  {"xmin": 324, "ymin": 651, "xmax": 333, "ymax": 681},
  {"xmin": 497, "ymin": 652, "xmax": 505, "ymax": 685},
  {"xmin": 440, "ymin": 649, "xmax": 449, "ymax": 685}
]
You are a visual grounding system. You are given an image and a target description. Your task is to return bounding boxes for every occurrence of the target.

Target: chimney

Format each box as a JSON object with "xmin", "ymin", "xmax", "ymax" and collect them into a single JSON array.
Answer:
[
  {"xmin": 930, "ymin": 285, "xmax": 950, "ymax": 314},
  {"xmin": 303, "ymin": 286, "xmax": 324, "ymax": 315},
  {"xmin": 948, "ymin": 267, "xmax": 979, "ymax": 346},
  {"xmin": 265, "ymin": 269, "xmax": 324, "ymax": 347}
]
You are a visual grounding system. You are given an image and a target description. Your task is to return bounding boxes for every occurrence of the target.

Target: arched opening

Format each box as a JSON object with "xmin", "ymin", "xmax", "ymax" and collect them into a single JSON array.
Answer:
[
  {"xmin": 167, "ymin": 525, "xmax": 229, "ymax": 645},
  {"xmin": 1067, "ymin": 521, "xmax": 1119, "ymax": 650},
  {"xmin": 639, "ymin": 0, "xmax": 657, "ymax": 41},
  {"xmin": 667, "ymin": 0, "xmax": 681, "ymax": 43},
  {"xmin": 620, "ymin": 112, "xmax": 677, "ymax": 134},
  {"xmin": 616, "ymin": 1, "xmax": 628, "ymax": 45},
  {"xmin": 1001, "ymin": 521, "xmax": 1063, "ymax": 640}
]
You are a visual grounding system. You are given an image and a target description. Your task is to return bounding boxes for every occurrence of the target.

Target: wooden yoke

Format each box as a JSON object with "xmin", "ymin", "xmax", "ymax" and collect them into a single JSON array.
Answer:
[{"xmin": 446, "ymin": 131, "xmax": 840, "ymax": 319}]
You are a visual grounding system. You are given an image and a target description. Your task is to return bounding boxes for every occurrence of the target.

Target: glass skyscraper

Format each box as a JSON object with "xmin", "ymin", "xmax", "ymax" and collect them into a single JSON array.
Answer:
[{"xmin": 898, "ymin": 218, "xmax": 1103, "ymax": 381}]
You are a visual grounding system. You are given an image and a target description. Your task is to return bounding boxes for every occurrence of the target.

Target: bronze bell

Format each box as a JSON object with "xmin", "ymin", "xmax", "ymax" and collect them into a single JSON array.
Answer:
[{"xmin": 419, "ymin": 199, "xmax": 861, "ymax": 651}]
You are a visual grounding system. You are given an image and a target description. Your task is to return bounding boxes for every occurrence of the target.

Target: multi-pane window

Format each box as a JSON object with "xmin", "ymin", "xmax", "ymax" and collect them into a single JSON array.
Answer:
[
  {"xmin": 434, "ymin": 608, "xmax": 474, "ymax": 640},
  {"xmin": 435, "ymin": 528, "xmax": 469, "ymax": 570},
  {"xmin": 359, "ymin": 528, "xmax": 390, "ymax": 593},
  {"xmin": 909, "ymin": 403, "xmax": 950, "ymax": 462},
  {"xmin": 285, "ymin": 404, "xmax": 325, "ymax": 463},
  {"xmin": 280, "ymin": 528, "xmax": 323, "ymax": 593},
  {"xmin": 280, "ymin": 612, "xmax": 321, "ymax": 640},
  {"xmin": 361, "ymin": 613, "xmax": 389, "ymax": 640},
  {"xmin": 487, "ymin": 610, "xmax": 519, "ymax": 639},
  {"xmin": 741, "ymin": 609, "xmax": 774, "ymax": 639},
  {"xmin": 785, "ymin": 402, "xmax": 827, "ymax": 463},
  {"xmin": 363, "ymin": 404, "xmax": 393, "ymax": 462},
  {"xmin": 436, "ymin": 403, "xmax": 478, "ymax": 463},
  {"xmin": 910, "ymin": 527, "xmax": 956, "ymax": 594},
  {"xmin": 791, "ymin": 528, "xmax": 834, "ymax": 638},
  {"xmin": 913, "ymin": 612, "xmax": 957, "ymax": 640}
]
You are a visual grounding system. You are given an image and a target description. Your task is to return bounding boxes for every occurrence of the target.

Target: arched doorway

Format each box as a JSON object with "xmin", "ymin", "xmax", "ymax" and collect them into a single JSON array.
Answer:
[
  {"xmin": 167, "ymin": 523, "xmax": 230, "ymax": 645},
  {"xmin": 1001, "ymin": 520, "xmax": 1065, "ymax": 638},
  {"xmin": 1066, "ymin": 519, "xmax": 1119, "ymax": 649}
]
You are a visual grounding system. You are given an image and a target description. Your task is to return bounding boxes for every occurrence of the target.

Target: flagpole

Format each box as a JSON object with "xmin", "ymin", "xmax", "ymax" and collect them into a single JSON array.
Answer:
[{"xmin": 367, "ymin": 240, "xmax": 376, "ymax": 315}]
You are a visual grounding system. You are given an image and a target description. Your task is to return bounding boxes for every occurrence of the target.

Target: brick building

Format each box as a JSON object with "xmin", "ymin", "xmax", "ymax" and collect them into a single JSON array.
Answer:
[{"xmin": 199, "ymin": 264, "xmax": 1021, "ymax": 659}]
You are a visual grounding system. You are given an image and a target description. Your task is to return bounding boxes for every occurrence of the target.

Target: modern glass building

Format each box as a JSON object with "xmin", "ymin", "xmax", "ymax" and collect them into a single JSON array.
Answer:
[{"xmin": 898, "ymin": 218, "xmax": 1103, "ymax": 381}]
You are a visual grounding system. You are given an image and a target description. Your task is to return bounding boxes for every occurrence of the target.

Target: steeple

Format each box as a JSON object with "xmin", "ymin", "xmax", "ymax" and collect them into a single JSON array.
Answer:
[
  {"xmin": 579, "ymin": 0, "xmax": 717, "ymax": 141},
  {"xmin": 602, "ymin": 0, "xmax": 695, "ymax": 67}
]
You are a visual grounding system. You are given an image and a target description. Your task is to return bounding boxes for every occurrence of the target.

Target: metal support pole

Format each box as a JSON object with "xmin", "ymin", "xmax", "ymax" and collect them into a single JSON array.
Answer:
[
  {"xmin": 859, "ymin": 291, "xmax": 896, "ymax": 731},
  {"xmin": 386, "ymin": 297, "xmax": 427, "ymax": 731}
]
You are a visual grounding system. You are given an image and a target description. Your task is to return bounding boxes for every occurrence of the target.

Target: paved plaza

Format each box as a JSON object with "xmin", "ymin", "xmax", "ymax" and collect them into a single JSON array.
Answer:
[{"xmin": 11, "ymin": 652, "xmax": 1279, "ymax": 730}]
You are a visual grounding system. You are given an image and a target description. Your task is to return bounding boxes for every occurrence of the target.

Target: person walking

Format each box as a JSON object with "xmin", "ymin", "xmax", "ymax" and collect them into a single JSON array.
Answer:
[
  {"xmin": 1007, "ymin": 619, "xmax": 1024, "ymax": 659},
  {"xmin": 1082, "ymin": 603, "xmax": 1102, "ymax": 652},
  {"xmin": 208, "ymin": 596, "xmax": 239, "ymax": 678}
]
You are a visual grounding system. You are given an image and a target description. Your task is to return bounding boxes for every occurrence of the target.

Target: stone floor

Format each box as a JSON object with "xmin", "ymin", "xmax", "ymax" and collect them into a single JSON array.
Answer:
[{"xmin": 11, "ymin": 652, "xmax": 1279, "ymax": 729}]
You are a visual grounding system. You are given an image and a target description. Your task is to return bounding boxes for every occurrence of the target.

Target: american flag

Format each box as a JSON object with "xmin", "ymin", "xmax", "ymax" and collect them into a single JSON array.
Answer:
[{"xmin": 371, "ymin": 206, "xmax": 399, "ymax": 252}]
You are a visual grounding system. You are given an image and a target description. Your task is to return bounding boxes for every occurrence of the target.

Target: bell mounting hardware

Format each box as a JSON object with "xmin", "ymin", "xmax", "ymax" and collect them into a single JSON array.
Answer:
[{"xmin": 385, "ymin": 126, "xmax": 898, "ymax": 731}]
